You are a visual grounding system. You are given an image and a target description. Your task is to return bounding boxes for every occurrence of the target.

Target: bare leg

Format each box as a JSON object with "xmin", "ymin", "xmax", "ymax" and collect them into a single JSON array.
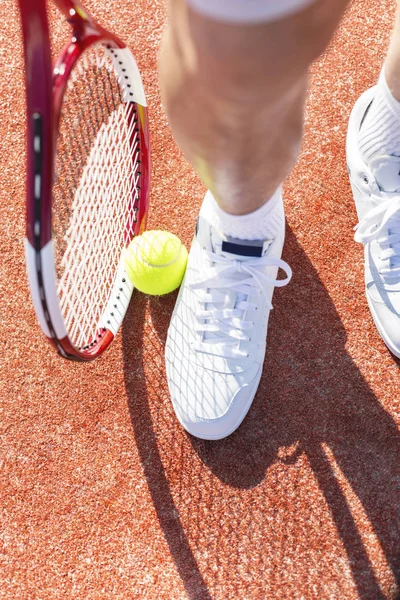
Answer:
[
  {"xmin": 384, "ymin": 2, "xmax": 400, "ymax": 100},
  {"xmin": 159, "ymin": 0, "xmax": 350, "ymax": 215}
]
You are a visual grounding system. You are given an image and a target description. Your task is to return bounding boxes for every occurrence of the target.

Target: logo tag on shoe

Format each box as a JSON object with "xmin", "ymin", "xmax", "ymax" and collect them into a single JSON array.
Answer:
[{"xmin": 221, "ymin": 238, "xmax": 264, "ymax": 258}]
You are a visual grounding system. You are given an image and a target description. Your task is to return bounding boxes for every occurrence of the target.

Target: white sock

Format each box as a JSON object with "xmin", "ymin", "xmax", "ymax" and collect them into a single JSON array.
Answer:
[
  {"xmin": 359, "ymin": 67, "xmax": 400, "ymax": 162},
  {"xmin": 200, "ymin": 187, "xmax": 283, "ymax": 241}
]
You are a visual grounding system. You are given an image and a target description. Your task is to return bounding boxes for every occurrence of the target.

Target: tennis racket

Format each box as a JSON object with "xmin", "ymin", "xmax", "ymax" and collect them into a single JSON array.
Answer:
[{"xmin": 19, "ymin": 0, "xmax": 150, "ymax": 361}]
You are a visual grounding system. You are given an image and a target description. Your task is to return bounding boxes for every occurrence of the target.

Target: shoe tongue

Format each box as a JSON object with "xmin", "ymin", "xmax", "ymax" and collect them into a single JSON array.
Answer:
[
  {"xmin": 210, "ymin": 229, "xmax": 266, "ymax": 315},
  {"xmin": 196, "ymin": 219, "xmax": 267, "ymax": 344},
  {"xmin": 210, "ymin": 227, "xmax": 267, "ymax": 260},
  {"xmin": 369, "ymin": 155, "xmax": 400, "ymax": 193}
]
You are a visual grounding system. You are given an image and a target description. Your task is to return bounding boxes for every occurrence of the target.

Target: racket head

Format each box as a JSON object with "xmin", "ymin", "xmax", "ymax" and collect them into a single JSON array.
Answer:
[{"xmin": 20, "ymin": 0, "xmax": 150, "ymax": 360}]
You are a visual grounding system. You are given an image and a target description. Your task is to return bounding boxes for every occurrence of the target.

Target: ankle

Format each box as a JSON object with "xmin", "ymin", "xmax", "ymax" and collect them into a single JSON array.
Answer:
[{"xmin": 200, "ymin": 187, "xmax": 284, "ymax": 241}]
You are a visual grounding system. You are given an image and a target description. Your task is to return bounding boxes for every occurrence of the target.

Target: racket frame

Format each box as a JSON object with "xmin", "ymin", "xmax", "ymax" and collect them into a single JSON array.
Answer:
[{"xmin": 19, "ymin": 0, "xmax": 150, "ymax": 360}]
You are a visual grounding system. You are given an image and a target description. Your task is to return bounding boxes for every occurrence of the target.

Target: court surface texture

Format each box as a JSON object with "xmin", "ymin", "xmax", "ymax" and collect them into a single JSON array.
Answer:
[{"xmin": 1, "ymin": 0, "xmax": 399, "ymax": 598}]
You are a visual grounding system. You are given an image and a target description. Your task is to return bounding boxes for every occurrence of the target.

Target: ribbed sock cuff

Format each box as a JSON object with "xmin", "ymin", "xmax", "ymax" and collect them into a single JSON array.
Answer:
[
  {"xmin": 359, "ymin": 67, "xmax": 400, "ymax": 161},
  {"xmin": 200, "ymin": 187, "xmax": 284, "ymax": 240}
]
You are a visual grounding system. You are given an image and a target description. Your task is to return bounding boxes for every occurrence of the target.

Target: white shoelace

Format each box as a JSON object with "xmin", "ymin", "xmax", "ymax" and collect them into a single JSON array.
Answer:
[
  {"xmin": 354, "ymin": 195, "xmax": 400, "ymax": 279},
  {"xmin": 190, "ymin": 247, "xmax": 292, "ymax": 358}
]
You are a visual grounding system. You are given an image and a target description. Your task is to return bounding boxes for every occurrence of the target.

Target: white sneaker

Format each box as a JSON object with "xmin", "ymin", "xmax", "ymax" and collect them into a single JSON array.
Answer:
[
  {"xmin": 347, "ymin": 86, "xmax": 400, "ymax": 357},
  {"xmin": 165, "ymin": 190, "xmax": 292, "ymax": 440}
]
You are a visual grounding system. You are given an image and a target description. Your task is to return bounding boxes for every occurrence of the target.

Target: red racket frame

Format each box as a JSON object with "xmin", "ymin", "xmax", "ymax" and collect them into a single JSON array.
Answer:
[{"xmin": 19, "ymin": 0, "xmax": 150, "ymax": 360}]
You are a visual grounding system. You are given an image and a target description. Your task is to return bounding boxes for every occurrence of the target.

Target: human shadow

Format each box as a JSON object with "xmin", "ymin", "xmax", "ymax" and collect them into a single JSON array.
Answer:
[
  {"xmin": 123, "ymin": 225, "xmax": 400, "ymax": 599},
  {"xmin": 190, "ymin": 225, "xmax": 400, "ymax": 599}
]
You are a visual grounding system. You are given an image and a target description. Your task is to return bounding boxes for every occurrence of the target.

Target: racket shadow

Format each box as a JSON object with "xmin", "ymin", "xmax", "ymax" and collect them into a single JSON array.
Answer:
[{"xmin": 122, "ymin": 291, "xmax": 213, "ymax": 600}]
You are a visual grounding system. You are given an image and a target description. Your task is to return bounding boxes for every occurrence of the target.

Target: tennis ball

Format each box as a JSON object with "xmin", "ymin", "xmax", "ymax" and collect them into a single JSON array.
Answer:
[{"xmin": 125, "ymin": 230, "xmax": 188, "ymax": 295}]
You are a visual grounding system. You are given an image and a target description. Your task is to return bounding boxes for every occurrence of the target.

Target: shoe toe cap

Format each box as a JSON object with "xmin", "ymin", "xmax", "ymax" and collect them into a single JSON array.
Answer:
[{"xmin": 166, "ymin": 361, "xmax": 262, "ymax": 440}]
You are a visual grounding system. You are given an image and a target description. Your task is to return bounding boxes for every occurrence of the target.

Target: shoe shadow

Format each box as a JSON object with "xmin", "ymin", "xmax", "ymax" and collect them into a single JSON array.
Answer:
[{"xmin": 123, "ymin": 225, "xmax": 400, "ymax": 599}]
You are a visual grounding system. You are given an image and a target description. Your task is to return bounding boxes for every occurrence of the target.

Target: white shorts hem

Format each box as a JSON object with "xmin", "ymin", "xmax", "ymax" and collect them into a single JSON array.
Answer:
[{"xmin": 186, "ymin": 0, "xmax": 317, "ymax": 24}]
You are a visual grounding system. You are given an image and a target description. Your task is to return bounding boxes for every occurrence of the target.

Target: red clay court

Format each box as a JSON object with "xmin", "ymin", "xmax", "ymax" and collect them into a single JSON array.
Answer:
[{"xmin": 1, "ymin": 0, "xmax": 400, "ymax": 598}]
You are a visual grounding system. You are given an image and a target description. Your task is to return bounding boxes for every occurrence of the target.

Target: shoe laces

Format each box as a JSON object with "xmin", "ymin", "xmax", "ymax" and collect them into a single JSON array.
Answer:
[
  {"xmin": 354, "ymin": 195, "xmax": 400, "ymax": 279},
  {"xmin": 189, "ymin": 243, "xmax": 292, "ymax": 358}
]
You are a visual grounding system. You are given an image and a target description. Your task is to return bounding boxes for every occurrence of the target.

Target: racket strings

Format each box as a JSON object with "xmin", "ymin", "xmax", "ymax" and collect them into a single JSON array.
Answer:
[
  {"xmin": 54, "ymin": 64, "xmax": 124, "ymax": 259},
  {"xmin": 53, "ymin": 45, "xmax": 140, "ymax": 349},
  {"xmin": 59, "ymin": 106, "xmax": 140, "ymax": 348}
]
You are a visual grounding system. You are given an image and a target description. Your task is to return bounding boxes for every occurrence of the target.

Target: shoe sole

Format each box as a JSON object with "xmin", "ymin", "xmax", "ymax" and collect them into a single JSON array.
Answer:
[{"xmin": 170, "ymin": 364, "xmax": 264, "ymax": 441}]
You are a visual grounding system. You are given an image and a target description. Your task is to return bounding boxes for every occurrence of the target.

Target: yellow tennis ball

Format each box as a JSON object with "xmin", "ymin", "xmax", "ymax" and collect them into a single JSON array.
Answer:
[{"xmin": 125, "ymin": 230, "xmax": 188, "ymax": 295}]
